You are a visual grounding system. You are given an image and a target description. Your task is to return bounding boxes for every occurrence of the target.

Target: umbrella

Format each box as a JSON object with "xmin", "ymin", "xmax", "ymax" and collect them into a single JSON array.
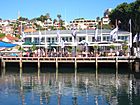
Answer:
[{"xmin": 0, "ymin": 41, "xmax": 17, "ymax": 48}]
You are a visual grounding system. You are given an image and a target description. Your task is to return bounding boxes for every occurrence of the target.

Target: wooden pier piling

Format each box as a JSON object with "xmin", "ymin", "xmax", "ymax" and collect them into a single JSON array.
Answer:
[
  {"xmin": 38, "ymin": 58, "xmax": 40, "ymax": 70},
  {"xmin": 20, "ymin": 58, "xmax": 22, "ymax": 68},
  {"xmin": 0, "ymin": 56, "xmax": 137, "ymax": 72}
]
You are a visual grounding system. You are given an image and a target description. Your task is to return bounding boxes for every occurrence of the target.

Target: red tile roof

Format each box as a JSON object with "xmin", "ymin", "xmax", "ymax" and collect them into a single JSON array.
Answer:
[
  {"xmin": 0, "ymin": 34, "xmax": 19, "ymax": 41},
  {"xmin": 6, "ymin": 34, "xmax": 19, "ymax": 41}
]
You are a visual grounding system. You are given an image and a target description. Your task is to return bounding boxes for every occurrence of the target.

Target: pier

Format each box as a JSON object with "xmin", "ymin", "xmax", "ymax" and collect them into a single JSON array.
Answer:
[{"xmin": 0, "ymin": 56, "xmax": 137, "ymax": 70}]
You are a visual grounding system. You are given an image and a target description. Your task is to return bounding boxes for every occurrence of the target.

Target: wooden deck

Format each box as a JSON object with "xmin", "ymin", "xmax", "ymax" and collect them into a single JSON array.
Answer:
[
  {"xmin": 0, "ymin": 56, "xmax": 136, "ymax": 63},
  {"xmin": 0, "ymin": 56, "xmax": 139, "ymax": 74}
]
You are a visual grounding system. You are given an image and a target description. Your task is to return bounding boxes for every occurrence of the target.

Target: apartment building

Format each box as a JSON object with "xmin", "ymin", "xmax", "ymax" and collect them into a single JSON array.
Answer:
[{"xmin": 70, "ymin": 18, "xmax": 97, "ymax": 30}]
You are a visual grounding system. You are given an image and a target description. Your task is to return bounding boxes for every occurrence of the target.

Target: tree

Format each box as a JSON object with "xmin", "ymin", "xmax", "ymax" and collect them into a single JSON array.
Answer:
[
  {"xmin": 57, "ymin": 14, "xmax": 61, "ymax": 21},
  {"xmin": 96, "ymin": 17, "xmax": 100, "ymax": 22},
  {"xmin": 96, "ymin": 17, "xmax": 100, "ymax": 28},
  {"xmin": 46, "ymin": 13, "xmax": 50, "ymax": 20},
  {"xmin": 93, "ymin": 44, "xmax": 99, "ymax": 56},
  {"xmin": 18, "ymin": 16, "xmax": 28, "ymax": 21},
  {"xmin": 0, "ymin": 33, "xmax": 5, "ymax": 38},
  {"xmin": 53, "ymin": 19, "xmax": 57, "ymax": 24},
  {"xmin": 122, "ymin": 44, "xmax": 128, "ymax": 55},
  {"xmin": 31, "ymin": 45, "xmax": 36, "ymax": 51},
  {"xmin": 109, "ymin": 0, "xmax": 140, "ymax": 36},
  {"xmin": 57, "ymin": 14, "xmax": 61, "ymax": 27}
]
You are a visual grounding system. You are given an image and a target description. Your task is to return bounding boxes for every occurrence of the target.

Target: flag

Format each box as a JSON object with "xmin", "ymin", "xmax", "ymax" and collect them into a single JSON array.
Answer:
[
  {"xmin": 39, "ymin": 31, "xmax": 42, "ymax": 43},
  {"xmin": 129, "ymin": 19, "xmax": 131, "ymax": 25},
  {"xmin": 60, "ymin": 38, "xmax": 65, "ymax": 49},
  {"xmin": 57, "ymin": 30, "xmax": 60, "ymax": 43},
  {"xmin": 133, "ymin": 34, "xmax": 137, "ymax": 43},
  {"xmin": 110, "ymin": 27, "xmax": 118, "ymax": 41},
  {"xmin": 95, "ymin": 28, "xmax": 98, "ymax": 41},
  {"xmin": 71, "ymin": 29, "xmax": 77, "ymax": 38},
  {"xmin": 138, "ymin": 34, "xmax": 140, "ymax": 41},
  {"xmin": 21, "ymin": 32, "xmax": 25, "ymax": 41}
]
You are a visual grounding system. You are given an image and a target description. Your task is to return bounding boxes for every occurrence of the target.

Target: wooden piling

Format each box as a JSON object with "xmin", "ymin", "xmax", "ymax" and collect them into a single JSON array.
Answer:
[
  {"xmin": 20, "ymin": 58, "xmax": 22, "ymax": 68},
  {"xmin": 38, "ymin": 58, "xmax": 40, "ymax": 69},
  {"xmin": 56, "ymin": 58, "xmax": 58, "ymax": 70},
  {"xmin": 3, "ymin": 61, "xmax": 5, "ymax": 69}
]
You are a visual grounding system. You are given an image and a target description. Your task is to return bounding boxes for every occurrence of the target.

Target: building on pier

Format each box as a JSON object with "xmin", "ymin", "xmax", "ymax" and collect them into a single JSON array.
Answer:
[{"xmin": 19, "ymin": 29, "xmax": 130, "ymax": 56}]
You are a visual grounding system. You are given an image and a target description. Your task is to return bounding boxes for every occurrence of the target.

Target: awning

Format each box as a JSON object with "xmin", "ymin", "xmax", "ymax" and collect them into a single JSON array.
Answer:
[{"xmin": 0, "ymin": 41, "xmax": 17, "ymax": 48}]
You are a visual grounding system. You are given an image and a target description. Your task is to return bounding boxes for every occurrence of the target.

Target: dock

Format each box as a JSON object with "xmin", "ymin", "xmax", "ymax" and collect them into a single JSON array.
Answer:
[
  {"xmin": 0, "ymin": 56, "xmax": 136, "ymax": 70},
  {"xmin": 1, "ymin": 56, "xmax": 140, "ymax": 81}
]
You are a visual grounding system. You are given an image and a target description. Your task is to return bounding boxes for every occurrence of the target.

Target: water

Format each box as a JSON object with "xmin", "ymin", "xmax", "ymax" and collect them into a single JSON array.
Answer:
[{"xmin": 0, "ymin": 68, "xmax": 140, "ymax": 105}]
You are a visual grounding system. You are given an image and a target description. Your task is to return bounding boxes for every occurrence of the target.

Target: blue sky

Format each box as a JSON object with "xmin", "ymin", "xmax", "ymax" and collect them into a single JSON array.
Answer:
[{"xmin": 0, "ymin": 0, "xmax": 134, "ymax": 22}]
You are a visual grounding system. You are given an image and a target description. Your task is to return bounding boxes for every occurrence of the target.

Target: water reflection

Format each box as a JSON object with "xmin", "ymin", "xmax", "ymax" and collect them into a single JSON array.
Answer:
[{"xmin": 0, "ymin": 69, "xmax": 140, "ymax": 105}]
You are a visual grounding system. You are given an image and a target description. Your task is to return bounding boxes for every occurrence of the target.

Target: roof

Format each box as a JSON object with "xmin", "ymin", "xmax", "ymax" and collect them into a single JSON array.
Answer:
[
  {"xmin": 25, "ymin": 29, "xmax": 130, "ymax": 35},
  {"xmin": 0, "ymin": 41, "xmax": 17, "ymax": 48},
  {"xmin": 24, "ymin": 28, "xmax": 36, "ymax": 33},
  {"xmin": 0, "ymin": 34, "xmax": 19, "ymax": 42},
  {"xmin": 6, "ymin": 34, "xmax": 19, "ymax": 41}
]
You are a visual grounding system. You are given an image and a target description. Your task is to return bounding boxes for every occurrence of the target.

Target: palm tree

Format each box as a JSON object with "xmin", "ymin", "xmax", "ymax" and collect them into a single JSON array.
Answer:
[
  {"xmin": 122, "ymin": 44, "xmax": 128, "ymax": 56},
  {"xmin": 46, "ymin": 13, "xmax": 50, "ymax": 20},
  {"xmin": 57, "ymin": 14, "xmax": 62, "ymax": 27},
  {"xmin": 96, "ymin": 17, "xmax": 100, "ymax": 28},
  {"xmin": 57, "ymin": 14, "xmax": 61, "ymax": 21},
  {"xmin": 53, "ymin": 19, "xmax": 57, "ymax": 24},
  {"xmin": 93, "ymin": 44, "xmax": 99, "ymax": 56}
]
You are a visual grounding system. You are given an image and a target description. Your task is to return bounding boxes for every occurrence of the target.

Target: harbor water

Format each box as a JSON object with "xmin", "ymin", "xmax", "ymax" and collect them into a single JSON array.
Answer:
[{"xmin": 0, "ymin": 66, "xmax": 140, "ymax": 105}]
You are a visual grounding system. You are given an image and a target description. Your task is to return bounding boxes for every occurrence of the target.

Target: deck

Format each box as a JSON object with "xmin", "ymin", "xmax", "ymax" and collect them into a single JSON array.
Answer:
[
  {"xmin": 0, "ymin": 56, "xmax": 136, "ymax": 63},
  {"xmin": 0, "ymin": 56, "xmax": 136, "ymax": 69}
]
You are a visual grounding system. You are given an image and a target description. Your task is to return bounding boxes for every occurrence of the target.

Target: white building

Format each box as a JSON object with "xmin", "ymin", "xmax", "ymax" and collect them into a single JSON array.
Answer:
[
  {"xmin": 22, "ymin": 29, "xmax": 130, "ymax": 55},
  {"xmin": 70, "ymin": 18, "xmax": 97, "ymax": 30}
]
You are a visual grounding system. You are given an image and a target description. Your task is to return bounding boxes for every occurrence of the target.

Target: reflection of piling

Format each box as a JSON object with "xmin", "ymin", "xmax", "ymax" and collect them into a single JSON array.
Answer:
[
  {"xmin": 96, "ymin": 57, "xmax": 98, "ymax": 71},
  {"xmin": 116, "ymin": 57, "xmax": 118, "ymax": 71},
  {"xmin": 75, "ymin": 58, "xmax": 77, "ymax": 70},
  {"xmin": 2, "ymin": 68, "xmax": 5, "ymax": 78},
  {"xmin": 116, "ymin": 57, "xmax": 118, "ymax": 79},
  {"xmin": 56, "ymin": 60, "xmax": 58, "ymax": 82},
  {"xmin": 20, "ymin": 68, "xmax": 22, "ymax": 79},
  {"xmin": 95, "ymin": 57, "xmax": 98, "ymax": 80},
  {"xmin": 135, "ymin": 62, "xmax": 140, "ymax": 72}
]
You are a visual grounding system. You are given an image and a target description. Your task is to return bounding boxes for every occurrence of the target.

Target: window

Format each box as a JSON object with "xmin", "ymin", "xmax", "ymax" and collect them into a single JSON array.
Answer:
[
  {"xmin": 69, "ymin": 37, "xmax": 72, "ymax": 42},
  {"xmin": 79, "ymin": 37, "xmax": 85, "ymax": 42},
  {"xmin": 97, "ymin": 36, "xmax": 101, "ymax": 41},
  {"xmin": 107, "ymin": 36, "xmax": 110, "ymax": 41},
  {"xmin": 92, "ymin": 37, "xmax": 95, "ymax": 42},
  {"xmin": 118, "ymin": 36, "xmax": 121, "ymax": 39},
  {"xmin": 41, "ymin": 37, "xmax": 45, "ymax": 42},
  {"xmin": 103, "ymin": 36, "xmax": 106, "ymax": 41},
  {"xmin": 65, "ymin": 37, "xmax": 69, "ymax": 42},
  {"xmin": 47, "ymin": 38, "xmax": 50, "ymax": 42},
  {"xmin": 52, "ymin": 37, "xmax": 54, "ymax": 42}
]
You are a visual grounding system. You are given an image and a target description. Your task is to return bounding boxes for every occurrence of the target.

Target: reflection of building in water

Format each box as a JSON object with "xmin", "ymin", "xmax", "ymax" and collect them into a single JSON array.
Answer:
[
  {"xmin": 134, "ymin": 79, "xmax": 140, "ymax": 95},
  {"xmin": 0, "ymin": 73, "xmax": 135, "ymax": 105}
]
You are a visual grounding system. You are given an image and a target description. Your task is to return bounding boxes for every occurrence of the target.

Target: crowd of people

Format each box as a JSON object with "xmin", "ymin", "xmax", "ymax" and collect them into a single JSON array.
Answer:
[{"xmin": 21, "ymin": 47, "xmax": 126, "ymax": 57}]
